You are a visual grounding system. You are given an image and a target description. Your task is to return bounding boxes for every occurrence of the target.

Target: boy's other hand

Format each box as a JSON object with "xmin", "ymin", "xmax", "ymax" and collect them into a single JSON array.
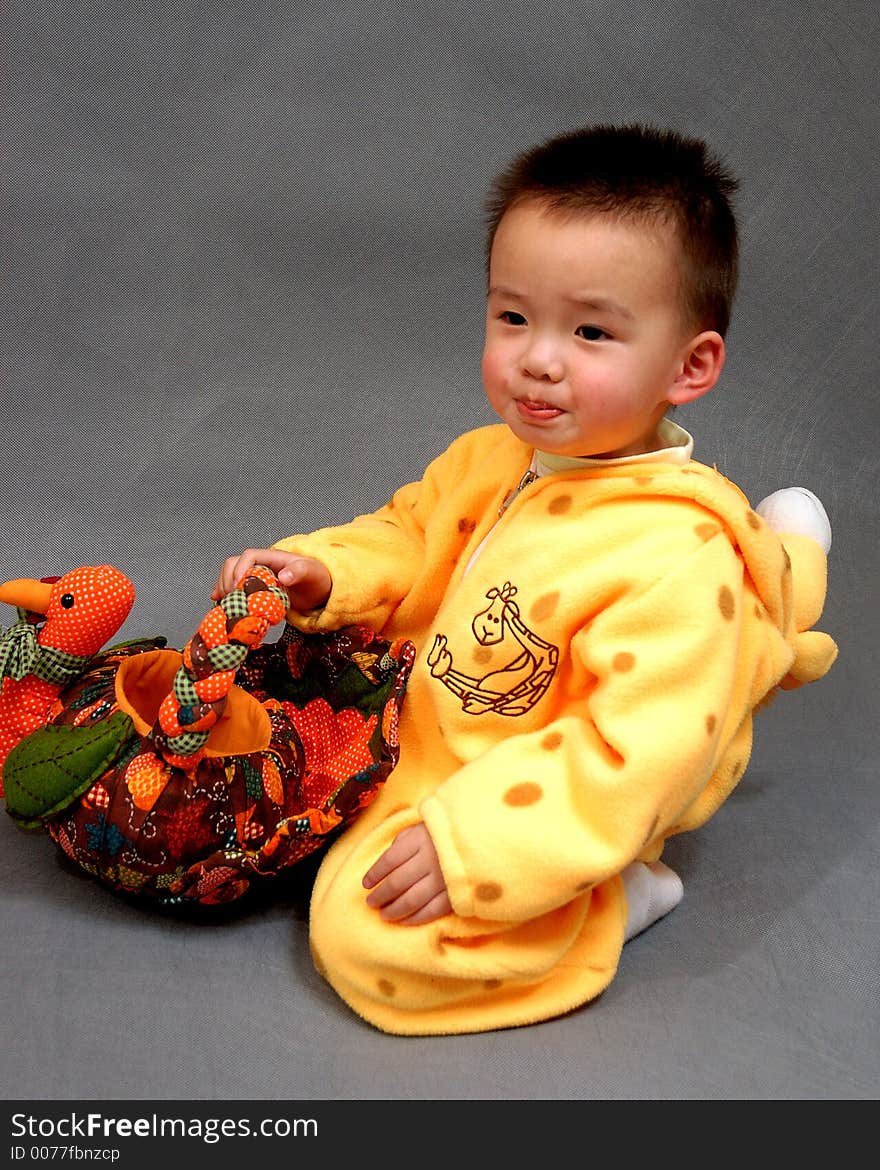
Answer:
[
  {"xmin": 211, "ymin": 549, "xmax": 332, "ymax": 612},
  {"xmin": 363, "ymin": 822, "xmax": 452, "ymax": 925}
]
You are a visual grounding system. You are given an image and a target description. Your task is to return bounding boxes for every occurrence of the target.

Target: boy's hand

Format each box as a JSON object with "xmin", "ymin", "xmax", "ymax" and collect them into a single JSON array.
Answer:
[
  {"xmin": 212, "ymin": 549, "xmax": 332, "ymax": 612},
  {"xmin": 363, "ymin": 823, "xmax": 452, "ymax": 926}
]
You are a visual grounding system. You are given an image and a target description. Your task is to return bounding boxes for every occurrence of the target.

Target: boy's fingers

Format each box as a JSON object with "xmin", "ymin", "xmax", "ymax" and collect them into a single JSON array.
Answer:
[
  {"xmin": 397, "ymin": 891, "xmax": 453, "ymax": 926},
  {"xmin": 362, "ymin": 829, "xmax": 421, "ymax": 889},
  {"xmin": 212, "ymin": 552, "xmax": 330, "ymax": 612},
  {"xmin": 364, "ymin": 849, "xmax": 431, "ymax": 907},
  {"xmin": 363, "ymin": 848, "xmax": 406, "ymax": 892},
  {"xmin": 377, "ymin": 875, "xmax": 445, "ymax": 922},
  {"xmin": 234, "ymin": 550, "xmax": 268, "ymax": 583},
  {"xmin": 362, "ymin": 859, "xmax": 388, "ymax": 890},
  {"xmin": 212, "ymin": 550, "xmax": 277, "ymax": 600},
  {"xmin": 365, "ymin": 844, "xmax": 445, "ymax": 914},
  {"xmin": 365, "ymin": 876, "xmax": 400, "ymax": 910},
  {"xmin": 362, "ymin": 844, "xmax": 400, "ymax": 889}
]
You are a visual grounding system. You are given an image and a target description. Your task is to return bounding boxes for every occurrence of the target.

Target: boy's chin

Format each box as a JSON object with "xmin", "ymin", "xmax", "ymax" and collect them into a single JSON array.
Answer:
[
  {"xmin": 497, "ymin": 407, "xmax": 636, "ymax": 459},
  {"xmin": 499, "ymin": 412, "xmax": 574, "ymax": 452}
]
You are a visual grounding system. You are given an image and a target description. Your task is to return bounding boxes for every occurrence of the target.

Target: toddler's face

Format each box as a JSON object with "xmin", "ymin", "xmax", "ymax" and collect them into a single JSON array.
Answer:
[{"xmin": 482, "ymin": 201, "xmax": 698, "ymax": 459}]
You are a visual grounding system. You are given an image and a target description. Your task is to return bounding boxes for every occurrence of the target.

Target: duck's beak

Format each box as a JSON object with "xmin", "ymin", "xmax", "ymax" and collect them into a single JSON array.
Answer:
[{"xmin": 0, "ymin": 578, "xmax": 54, "ymax": 615}]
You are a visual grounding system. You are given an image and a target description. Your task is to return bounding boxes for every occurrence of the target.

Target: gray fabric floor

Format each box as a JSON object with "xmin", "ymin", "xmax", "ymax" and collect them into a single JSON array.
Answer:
[{"xmin": 2, "ymin": 0, "xmax": 878, "ymax": 1100}]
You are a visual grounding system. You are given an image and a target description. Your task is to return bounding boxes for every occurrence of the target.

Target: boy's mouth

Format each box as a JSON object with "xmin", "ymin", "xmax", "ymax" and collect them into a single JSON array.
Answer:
[{"xmin": 516, "ymin": 398, "xmax": 564, "ymax": 422}]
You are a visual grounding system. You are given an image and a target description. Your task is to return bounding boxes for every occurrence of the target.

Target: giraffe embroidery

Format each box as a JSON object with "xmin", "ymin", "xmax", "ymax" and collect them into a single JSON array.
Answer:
[{"xmin": 426, "ymin": 582, "xmax": 558, "ymax": 716}]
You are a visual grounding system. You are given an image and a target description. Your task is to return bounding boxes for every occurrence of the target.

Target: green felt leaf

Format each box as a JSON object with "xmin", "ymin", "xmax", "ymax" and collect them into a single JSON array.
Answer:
[{"xmin": 3, "ymin": 711, "xmax": 135, "ymax": 828}]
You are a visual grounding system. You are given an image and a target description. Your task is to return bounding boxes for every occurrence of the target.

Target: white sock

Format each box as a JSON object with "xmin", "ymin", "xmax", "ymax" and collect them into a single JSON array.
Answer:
[
  {"xmin": 621, "ymin": 860, "xmax": 684, "ymax": 942},
  {"xmin": 755, "ymin": 487, "xmax": 832, "ymax": 553}
]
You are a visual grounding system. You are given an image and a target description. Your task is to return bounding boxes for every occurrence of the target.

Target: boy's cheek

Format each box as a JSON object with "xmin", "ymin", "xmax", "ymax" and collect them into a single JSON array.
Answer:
[
  {"xmin": 480, "ymin": 346, "xmax": 495, "ymax": 379},
  {"xmin": 480, "ymin": 347, "xmax": 506, "ymax": 394}
]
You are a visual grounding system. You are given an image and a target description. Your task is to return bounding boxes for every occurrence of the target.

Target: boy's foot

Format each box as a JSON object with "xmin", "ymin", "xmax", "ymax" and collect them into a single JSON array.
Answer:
[
  {"xmin": 621, "ymin": 859, "xmax": 684, "ymax": 942},
  {"xmin": 756, "ymin": 487, "xmax": 832, "ymax": 553}
]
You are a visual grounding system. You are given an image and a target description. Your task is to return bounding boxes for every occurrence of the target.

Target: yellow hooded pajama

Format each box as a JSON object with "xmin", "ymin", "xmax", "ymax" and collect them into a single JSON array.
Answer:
[{"xmin": 275, "ymin": 424, "xmax": 836, "ymax": 1035}]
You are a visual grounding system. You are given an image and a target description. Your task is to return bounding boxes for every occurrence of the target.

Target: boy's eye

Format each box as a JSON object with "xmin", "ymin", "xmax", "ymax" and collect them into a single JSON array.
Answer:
[
  {"xmin": 576, "ymin": 324, "xmax": 608, "ymax": 341},
  {"xmin": 500, "ymin": 311, "xmax": 527, "ymax": 326}
]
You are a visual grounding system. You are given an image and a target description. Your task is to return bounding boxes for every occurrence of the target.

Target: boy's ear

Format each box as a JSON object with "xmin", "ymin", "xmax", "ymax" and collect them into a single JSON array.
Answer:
[{"xmin": 667, "ymin": 331, "xmax": 726, "ymax": 405}]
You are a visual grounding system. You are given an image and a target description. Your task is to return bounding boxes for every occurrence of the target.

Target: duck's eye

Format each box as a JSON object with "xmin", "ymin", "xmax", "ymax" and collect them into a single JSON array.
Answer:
[{"xmin": 61, "ymin": 594, "xmax": 75, "ymax": 609}]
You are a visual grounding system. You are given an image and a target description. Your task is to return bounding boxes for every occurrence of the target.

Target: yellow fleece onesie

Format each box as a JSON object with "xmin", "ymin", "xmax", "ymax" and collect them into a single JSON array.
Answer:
[{"xmin": 275, "ymin": 424, "xmax": 837, "ymax": 1035}]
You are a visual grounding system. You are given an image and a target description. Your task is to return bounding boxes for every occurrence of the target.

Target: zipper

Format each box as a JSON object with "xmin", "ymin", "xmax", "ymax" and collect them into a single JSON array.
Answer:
[{"xmin": 498, "ymin": 468, "xmax": 538, "ymax": 516}]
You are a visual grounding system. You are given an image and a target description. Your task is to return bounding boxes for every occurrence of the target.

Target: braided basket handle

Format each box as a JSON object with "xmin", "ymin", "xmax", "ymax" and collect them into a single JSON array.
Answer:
[{"xmin": 151, "ymin": 567, "xmax": 289, "ymax": 769}]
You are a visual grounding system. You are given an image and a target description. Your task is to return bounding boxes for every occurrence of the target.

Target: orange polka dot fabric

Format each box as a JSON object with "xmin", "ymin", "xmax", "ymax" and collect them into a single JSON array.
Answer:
[
  {"xmin": 39, "ymin": 566, "xmax": 136, "ymax": 658},
  {"xmin": 0, "ymin": 566, "xmax": 136, "ymax": 781}
]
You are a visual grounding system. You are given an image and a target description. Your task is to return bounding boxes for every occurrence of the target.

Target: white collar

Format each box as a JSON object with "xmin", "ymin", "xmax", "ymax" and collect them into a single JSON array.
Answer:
[{"xmin": 533, "ymin": 418, "xmax": 694, "ymax": 477}]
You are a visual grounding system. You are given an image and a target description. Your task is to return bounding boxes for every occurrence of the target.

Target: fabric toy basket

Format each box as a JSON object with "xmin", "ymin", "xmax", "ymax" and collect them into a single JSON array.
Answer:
[{"xmin": 2, "ymin": 567, "xmax": 414, "ymax": 907}]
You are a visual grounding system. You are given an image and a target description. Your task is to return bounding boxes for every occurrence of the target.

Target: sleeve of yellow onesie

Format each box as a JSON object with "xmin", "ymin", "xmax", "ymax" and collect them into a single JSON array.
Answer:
[
  {"xmin": 272, "ymin": 447, "xmax": 446, "ymax": 633},
  {"xmin": 420, "ymin": 530, "xmax": 801, "ymax": 925}
]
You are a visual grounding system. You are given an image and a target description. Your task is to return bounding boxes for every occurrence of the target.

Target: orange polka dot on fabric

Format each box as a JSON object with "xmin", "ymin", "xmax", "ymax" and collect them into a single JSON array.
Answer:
[
  {"xmin": 503, "ymin": 782, "xmax": 543, "ymax": 807},
  {"xmin": 718, "ymin": 585, "xmax": 736, "ymax": 621},
  {"xmin": 475, "ymin": 882, "xmax": 503, "ymax": 902},
  {"xmin": 746, "ymin": 510, "xmax": 762, "ymax": 530},
  {"xmin": 635, "ymin": 476, "xmax": 654, "ymax": 488},
  {"xmin": 542, "ymin": 731, "xmax": 563, "ymax": 751},
  {"xmin": 194, "ymin": 669, "xmax": 236, "ymax": 703},
  {"xmin": 548, "ymin": 494, "xmax": 572, "ymax": 515},
  {"xmin": 483, "ymin": 978, "xmax": 503, "ymax": 990},
  {"xmin": 472, "ymin": 646, "xmax": 493, "ymax": 665},
  {"xmin": 695, "ymin": 522, "xmax": 720, "ymax": 542},
  {"xmin": 613, "ymin": 651, "xmax": 636, "ymax": 672},
  {"xmin": 530, "ymin": 591, "xmax": 559, "ymax": 622},
  {"xmin": 124, "ymin": 753, "xmax": 170, "ymax": 812},
  {"xmin": 706, "ymin": 713, "xmax": 717, "ymax": 735},
  {"xmin": 457, "ymin": 517, "xmax": 476, "ymax": 534},
  {"xmin": 199, "ymin": 607, "xmax": 228, "ymax": 649},
  {"xmin": 377, "ymin": 978, "xmax": 396, "ymax": 997}
]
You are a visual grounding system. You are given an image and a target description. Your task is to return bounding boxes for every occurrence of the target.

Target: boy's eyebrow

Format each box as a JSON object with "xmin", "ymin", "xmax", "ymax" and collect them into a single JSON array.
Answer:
[
  {"xmin": 568, "ymin": 295, "xmax": 635, "ymax": 321},
  {"xmin": 488, "ymin": 285, "xmax": 634, "ymax": 322}
]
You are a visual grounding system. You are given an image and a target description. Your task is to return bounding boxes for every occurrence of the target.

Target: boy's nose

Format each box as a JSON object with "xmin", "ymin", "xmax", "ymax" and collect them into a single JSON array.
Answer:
[{"xmin": 522, "ymin": 340, "xmax": 564, "ymax": 382}]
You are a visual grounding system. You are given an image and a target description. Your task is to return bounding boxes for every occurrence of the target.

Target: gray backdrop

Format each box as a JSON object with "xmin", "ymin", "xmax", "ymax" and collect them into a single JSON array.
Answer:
[{"xmin": 2, "ymin": 0, "xmax": 878, "ymax": 1100}]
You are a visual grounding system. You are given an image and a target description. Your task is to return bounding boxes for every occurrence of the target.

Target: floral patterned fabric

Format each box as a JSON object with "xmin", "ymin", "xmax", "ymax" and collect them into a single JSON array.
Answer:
[{"xmin": 37, "ymin": 625, "xmax": 414, "ymax": 906}]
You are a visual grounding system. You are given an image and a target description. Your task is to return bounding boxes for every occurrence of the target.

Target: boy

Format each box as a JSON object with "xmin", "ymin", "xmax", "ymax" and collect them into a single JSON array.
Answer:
[{"xmin": 214, "ymin": 125, "xmax": 836, "ymax": 1035}]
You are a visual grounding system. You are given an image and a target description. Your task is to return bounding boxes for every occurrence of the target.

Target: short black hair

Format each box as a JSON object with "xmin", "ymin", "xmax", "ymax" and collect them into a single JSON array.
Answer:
[{"xmin": 486, "ymin": 124, "xmax": 740, "ymax": 336}]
